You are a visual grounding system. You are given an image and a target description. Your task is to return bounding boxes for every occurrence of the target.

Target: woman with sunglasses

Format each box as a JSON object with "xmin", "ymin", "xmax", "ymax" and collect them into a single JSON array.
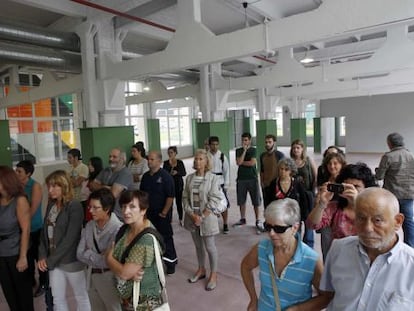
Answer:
[{"xmin": 241, "ymin": 198, "xmax": 332, "ymax": 311}]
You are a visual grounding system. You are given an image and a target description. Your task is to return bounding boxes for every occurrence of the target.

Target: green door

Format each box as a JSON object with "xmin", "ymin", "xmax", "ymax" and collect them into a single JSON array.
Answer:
[{"xmin": 0, "ymin": 120, "xmax": 12, "ymax": 166}]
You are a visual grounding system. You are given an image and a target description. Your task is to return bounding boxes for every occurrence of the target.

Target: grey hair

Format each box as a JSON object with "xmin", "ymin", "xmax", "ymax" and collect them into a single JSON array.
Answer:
[
  {"xmin": 387, "ymin": 132, "xmax": 404, "ymax": 148},
  {"xmin": 265, "ymin": 198, "xmax": 301, "ymax": 225},
  {"xmin": 120, "ymin": 151, "xmax": 127, "ymax": 165},
  {"xmin": 278, "ymin": 158, "xmax": 298, "ymax": 175}
]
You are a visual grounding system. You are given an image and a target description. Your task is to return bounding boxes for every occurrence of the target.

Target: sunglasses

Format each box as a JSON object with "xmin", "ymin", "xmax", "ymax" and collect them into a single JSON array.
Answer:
[{"xmin": 264, "ymin": 222, "xmax": 292, "ymax": 233}]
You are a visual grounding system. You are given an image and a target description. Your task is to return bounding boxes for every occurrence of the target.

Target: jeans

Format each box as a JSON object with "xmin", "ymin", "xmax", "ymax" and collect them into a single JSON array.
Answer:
[
  {"xmin": 399, "ymin": 199, "xmax": 414, "ymax": 247},
  {"xmin": 302, "ymin": 225, "xmax": 314, "ymax": 248},
  {"xmin": 49, "ymin": 268, "xmax": 91, "ymax": 311}
]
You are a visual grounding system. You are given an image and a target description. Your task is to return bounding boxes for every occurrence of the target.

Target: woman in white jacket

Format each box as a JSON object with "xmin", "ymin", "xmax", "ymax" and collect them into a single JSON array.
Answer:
[{"xmin": 183, "ymin": 149, "xmax": 224, "ymax": 291}]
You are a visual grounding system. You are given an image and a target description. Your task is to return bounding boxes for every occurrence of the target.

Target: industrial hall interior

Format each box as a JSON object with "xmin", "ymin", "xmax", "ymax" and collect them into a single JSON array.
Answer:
[{"xmin": 1, "ymin": 0, "xmax": 414, "ymax": 311}]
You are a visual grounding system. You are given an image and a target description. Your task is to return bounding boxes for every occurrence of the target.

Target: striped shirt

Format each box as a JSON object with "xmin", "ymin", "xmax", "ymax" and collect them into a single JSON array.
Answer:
[{"xmin": 257, "ymin": 237, "xmax": 318, "ymax": 311}]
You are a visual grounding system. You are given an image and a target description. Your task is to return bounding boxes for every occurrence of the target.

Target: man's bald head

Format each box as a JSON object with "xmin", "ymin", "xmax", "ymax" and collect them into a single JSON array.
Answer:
[{"xmin": 356, "ymin": 187, "xmax": 399, "ymax": 216}]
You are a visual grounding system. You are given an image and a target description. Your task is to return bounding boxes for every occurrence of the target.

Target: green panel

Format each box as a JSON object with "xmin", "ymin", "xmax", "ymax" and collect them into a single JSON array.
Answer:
[
  {"xmin": 255, "ymin": 119, "xmax": 277, "ymax": 170},
  {"xmin": 209, "ymin": 121, "xmax": 230, "ymax": 160},
  {"xmin": 195, "ymin": 121, "xmax": 230, "ymax": 159},
  {"xmin": 196, "ymin": 122, "xmax": 210, "ymax": 150},
  {"xmin": 227, "ymin": 116, "xmax": 235, "ymax": 148},
  {"xmin": 290, "ymin": 118, "xmax": 307, "ymax": 144},
  {"xmin": 313, "ymin": 117, "xmax": 321, "ymax": 153},
  {"xmin": 335, "ymin": 117, "xmax": 340, "ymax": 146},
  {"xmin": 146, "ymin": 119, "xmax": 161, "ymax": 151},
  {"xmin": 191, "ymin": 119, "xmax": 198, "ymax": 153},
  {"xmin": 0, "ymin": 120, "xmax": 12, "ymax": 166},
  {"xmin": 80, "ymin": 126, "xmax": 134, "ymax": 165},
  {"xmin": 243, "ymin": 117, "xmax": 252, "ymax": 134}
]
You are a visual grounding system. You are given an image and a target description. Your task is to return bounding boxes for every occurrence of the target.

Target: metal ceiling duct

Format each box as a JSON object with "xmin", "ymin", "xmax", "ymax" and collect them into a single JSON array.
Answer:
[
  {"xmin": 0, "ymin": 41, "xmax": 81, "ymax": 73},
  {"xmin": 0, "ymin": 19, "xmax": 80, "ymax": 52}
]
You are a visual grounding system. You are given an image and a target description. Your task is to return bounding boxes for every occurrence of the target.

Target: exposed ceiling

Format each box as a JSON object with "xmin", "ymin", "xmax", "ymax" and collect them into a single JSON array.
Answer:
[{"xmin": 1, "ymin": 0, "xmax": 414, "ymax": 100}]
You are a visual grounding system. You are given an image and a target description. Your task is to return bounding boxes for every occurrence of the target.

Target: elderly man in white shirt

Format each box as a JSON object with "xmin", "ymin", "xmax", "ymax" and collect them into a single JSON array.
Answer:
[
  {"xmin": 320, "ymin": 187, "xmax": 414, "ymax": 311},
  {"xmin": 207, "ymin": 136, "xmax": 230, "ymax": 234}
]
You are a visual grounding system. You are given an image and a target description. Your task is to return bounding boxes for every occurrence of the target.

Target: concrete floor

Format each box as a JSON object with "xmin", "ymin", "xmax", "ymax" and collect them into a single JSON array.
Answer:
[{"xmin": 0, "ymin": 148, "xmax": 387, "ymax": 311}]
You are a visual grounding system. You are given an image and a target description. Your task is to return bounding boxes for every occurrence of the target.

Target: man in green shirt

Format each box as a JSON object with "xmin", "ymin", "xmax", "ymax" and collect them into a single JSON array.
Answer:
[{"xmin": 233, "ymin": 132, "xmax": 264, "ymax": 233}]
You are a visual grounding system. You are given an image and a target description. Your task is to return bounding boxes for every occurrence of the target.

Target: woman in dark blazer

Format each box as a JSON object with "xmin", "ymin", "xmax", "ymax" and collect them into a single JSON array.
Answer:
[
  {"xmin": 163, "ymin": 146, "xmax": 187, "ymax": 225},
  {"xmin": 38, "ymin": 170, "xmax": 91, "ymax": 311}
]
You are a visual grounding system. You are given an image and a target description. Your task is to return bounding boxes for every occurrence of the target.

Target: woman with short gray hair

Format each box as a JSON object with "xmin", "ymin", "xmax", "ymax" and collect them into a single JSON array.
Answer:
[{"xmin": 241, "ymin": 198, "xmax": 331, "ymax": 310}]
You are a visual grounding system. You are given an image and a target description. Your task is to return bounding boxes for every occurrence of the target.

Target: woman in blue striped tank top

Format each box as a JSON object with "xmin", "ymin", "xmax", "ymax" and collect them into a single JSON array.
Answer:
[{"xmin": 241, "ymin": 198, "xmax": 333, "ymax": 310}]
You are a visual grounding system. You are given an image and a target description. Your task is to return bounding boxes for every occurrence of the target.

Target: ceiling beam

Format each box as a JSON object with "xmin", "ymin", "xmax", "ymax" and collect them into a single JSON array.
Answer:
[{"xmin": 104, "ymin": 0, "xmax": 414, "ymax": 80}]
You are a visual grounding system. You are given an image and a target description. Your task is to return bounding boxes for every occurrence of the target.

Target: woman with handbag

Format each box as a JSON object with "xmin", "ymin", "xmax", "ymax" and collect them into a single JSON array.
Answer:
[
  {"xmin": 241, "ymin": 198, "xmax": 332, "ymax": 311},
  {"xmin": 183, "ymin": 149, "xmax": 225, "ymax": 291},
  {"xmin": 106, "ymin": 190, "xmax": 168, "ymax": 311}
]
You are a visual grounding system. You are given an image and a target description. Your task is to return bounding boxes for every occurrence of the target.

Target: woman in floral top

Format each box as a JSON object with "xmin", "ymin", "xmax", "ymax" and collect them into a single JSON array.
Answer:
[
  {"xmin": 306, "ymin": 163, "xmax": 377, "ymax": 254},
  {"xmin": 106, "ymin": 190, "xmax": 165, "ymax": 311}
]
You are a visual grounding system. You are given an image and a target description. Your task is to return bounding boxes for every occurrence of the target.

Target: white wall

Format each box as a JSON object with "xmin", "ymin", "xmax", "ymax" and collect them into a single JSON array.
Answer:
[{"xmin": 320, "ymin": 92, "xmax": 414, "ymax": 153}]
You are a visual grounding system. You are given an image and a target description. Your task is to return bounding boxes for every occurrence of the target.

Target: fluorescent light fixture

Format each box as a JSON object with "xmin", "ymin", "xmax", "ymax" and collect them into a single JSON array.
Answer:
[
  {"xmin": 300, "ymin": 56, "xmax": 314, "ymax": 64},
  {"xmin": 142, "ymin": 86, "xmax": 150, "ymax": 91}
]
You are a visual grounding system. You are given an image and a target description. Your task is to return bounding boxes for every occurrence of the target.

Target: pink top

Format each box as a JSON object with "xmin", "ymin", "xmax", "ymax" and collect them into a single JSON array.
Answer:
[{"xmin": 307, "ymin": 201, "xmax": 356, "ymax": 239}]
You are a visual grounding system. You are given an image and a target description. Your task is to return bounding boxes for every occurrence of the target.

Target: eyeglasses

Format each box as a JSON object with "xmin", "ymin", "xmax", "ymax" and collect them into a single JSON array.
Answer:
[
  {"xmin": 264, "ymin": 222, "xmax": 292, "ymax": 233},
  {"xmin": 89, "ymin": 205, "xmax": 102, "ymax": 211}
]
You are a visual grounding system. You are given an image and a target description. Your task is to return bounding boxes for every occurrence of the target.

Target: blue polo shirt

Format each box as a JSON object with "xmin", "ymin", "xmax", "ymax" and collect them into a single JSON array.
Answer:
[
  {"xmin": 140, "ymin": 168, "xmax": 175, "ymax": 219},
  {"xmin": 257, "ymin": 236, "xmax": 318, "ymax": 310}
]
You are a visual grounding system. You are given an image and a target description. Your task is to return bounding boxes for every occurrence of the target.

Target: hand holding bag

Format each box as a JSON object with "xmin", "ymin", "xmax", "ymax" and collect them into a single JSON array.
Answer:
[{"xmin": 133, "ymin": 234, "xmax": 170, "ymax": 311}]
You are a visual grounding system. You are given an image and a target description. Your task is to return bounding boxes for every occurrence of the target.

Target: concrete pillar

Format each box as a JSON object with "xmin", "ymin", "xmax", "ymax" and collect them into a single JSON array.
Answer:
[{"xmin": 76, "ymin": 19, "xmax": 127, "ymax": 127}]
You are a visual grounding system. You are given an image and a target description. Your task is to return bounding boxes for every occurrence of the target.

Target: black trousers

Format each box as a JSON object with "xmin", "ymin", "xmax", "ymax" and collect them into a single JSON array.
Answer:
[
  {"xmin": 174, "ymin": 186, "xmax": 184, "ymax": 221},
  {"xmin": 27, "ymin": 230, "xmax": 47, "ymax": 287},
  {"xmin": 0, "ymin": 255, "xmax": 34, "ymax": 311},
  {"xmin": 148, "ymin": 210, "xmax": 177, "ymax": 268}
]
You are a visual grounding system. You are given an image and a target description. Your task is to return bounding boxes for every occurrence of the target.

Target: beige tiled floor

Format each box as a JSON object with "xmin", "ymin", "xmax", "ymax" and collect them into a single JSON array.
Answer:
[{"xmin": 0, "ymin": 148, "xmax": 390, "ymax": 310}]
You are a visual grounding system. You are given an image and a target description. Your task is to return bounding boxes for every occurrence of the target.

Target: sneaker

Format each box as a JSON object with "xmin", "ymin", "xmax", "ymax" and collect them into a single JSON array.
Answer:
[
  {"xmin": 166, "ymin": 265, "xmax": 176, "ymax": 275},
  {"xmin": 34, "ymin": 285, "xmax": 46, "ymax": 298},
  {"xmin": 232, "ymin": 218, "xmax": 246, "ymax": 227},
  {"xmin": 223, "ymin": 224, "xmax": 229, "ymax": 234},
  {"xmin": 256, "ymin": 221, "xmax": 265, "ymax": 234}
]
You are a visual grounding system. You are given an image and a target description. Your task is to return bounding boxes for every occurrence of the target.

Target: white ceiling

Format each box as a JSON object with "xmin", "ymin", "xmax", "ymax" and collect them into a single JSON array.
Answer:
[{"xmin": 1, "ymin": 0, "xmax": 414, "ymax": 100}]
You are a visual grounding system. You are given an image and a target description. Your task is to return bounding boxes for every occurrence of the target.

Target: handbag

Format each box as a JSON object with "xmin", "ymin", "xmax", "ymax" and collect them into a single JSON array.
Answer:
[
  {"xmin": 268, "ymin": 261, "xmax": 282, "ymax": 311},
  {"xmin": 133, "ymin": 234, "xmax": 170, "ymax": 311}
]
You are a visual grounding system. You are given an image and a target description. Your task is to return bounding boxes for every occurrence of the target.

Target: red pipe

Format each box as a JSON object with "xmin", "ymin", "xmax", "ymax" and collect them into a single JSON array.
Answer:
[
  {"xmin": 70, "ymin": 0, "xmax": 175, "ymax": 33},
  {"xmin": 253, "ymin": 55, "xmax": 276, "ymax": 64},
  {"xmin": 70, "ymin": 0, "xmax": 276, "ymax": 64}
]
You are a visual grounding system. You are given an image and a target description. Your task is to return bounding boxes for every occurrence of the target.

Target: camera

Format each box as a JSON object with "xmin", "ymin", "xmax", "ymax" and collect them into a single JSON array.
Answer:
[{"xmin": 327, "ymin": 183, "xmax": 344, "ymax": 194}]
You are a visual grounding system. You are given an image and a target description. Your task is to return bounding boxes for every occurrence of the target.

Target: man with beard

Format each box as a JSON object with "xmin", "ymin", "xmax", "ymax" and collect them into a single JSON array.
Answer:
[
  {"xmin": 320, "ymin": 188, "xmax": 414, "ymax": 310},
  {"xmin": 90, "ymin": 148, "xmax": 133, "ymax": 220},
  {"xmin": 140, "ymin": 151, "xmax": 177, "ymax": 274},
  {"xmin": 259, "ymin": 134, "xmax": 285, "ymax": 208}
]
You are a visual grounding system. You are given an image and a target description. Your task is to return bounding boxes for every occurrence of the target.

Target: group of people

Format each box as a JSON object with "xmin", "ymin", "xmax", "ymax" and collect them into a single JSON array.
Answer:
[
  {"xmin": 1, "ymin": 131, "xmax": 414, "ymax": 311},
  {"xmin": 241, "ymin": 132, "xmax": 414, "ymax": 310}
]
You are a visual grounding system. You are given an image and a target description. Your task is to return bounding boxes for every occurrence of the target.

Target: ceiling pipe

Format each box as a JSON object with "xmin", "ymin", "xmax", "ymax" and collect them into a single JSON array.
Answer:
[
  {"xmin": 0, "ymin": 19, "xmax": 80, "ymax": 52},
  {"xmin": 70, "ymin": 0, "xmax": 276, "ymax": 65},
  {"xmin": 0, "ymin": 41, "xmax": 81, "ymax": 73},
  {"xmin": 70, "ymin": 0, "xmax": 175, "ymax": 33}
]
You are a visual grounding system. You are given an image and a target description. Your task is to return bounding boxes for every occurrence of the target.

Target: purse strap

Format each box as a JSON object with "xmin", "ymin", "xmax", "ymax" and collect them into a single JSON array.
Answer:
[
  {"xmin": 268, "ymin": 261, "xmax": 282, "ymax": 311},
  {"xmin": 133, "ymin": 234, "xmax": 166, "ymax": 309}
]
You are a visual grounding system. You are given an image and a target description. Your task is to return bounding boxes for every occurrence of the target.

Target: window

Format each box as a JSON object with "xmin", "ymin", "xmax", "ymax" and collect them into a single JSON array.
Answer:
[
  {"xmin": 275, "ymin": 106, "xmax": 283, "ymax": 137},
  {"xmin": 125, "ymin": 103, "xmax": 145, "ymax": 144},
  {"xmin": 7, "ymin": 94, "xmax": 77, "ymax": 164},
  {"xmin": 305, "ymin": 103, "xmax": 316, "ymax": 137},
  {"xmin": 156, "ymin": 107, "xmax": 191, "ymax": 148},
  {"xmin": 339, "ymin": 116, "xmax": 346, "ymax": 136}
]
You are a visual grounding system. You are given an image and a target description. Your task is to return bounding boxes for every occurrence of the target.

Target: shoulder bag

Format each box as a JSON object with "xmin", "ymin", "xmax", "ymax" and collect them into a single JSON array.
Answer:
[
  {"xmin": 268, "ymin": 261, "xmax": 282, "ymax": 311},
  {"xmin": 133, "ymin": 234, "xmax": 170, "ymax": 311}
]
